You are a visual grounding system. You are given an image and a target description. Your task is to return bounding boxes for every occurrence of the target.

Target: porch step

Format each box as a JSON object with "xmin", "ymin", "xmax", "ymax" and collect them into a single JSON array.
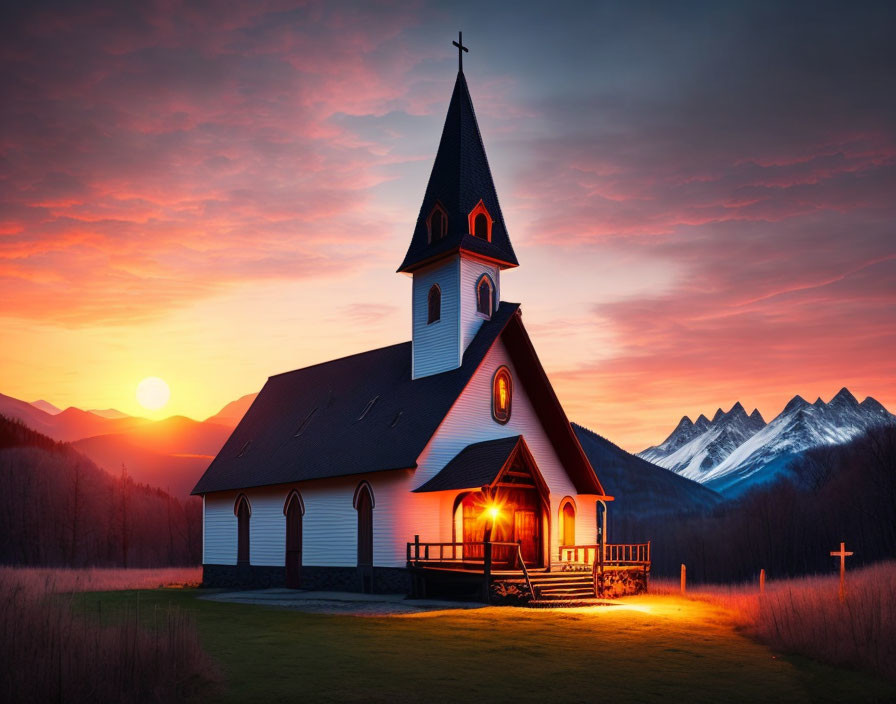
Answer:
[
  {"xmin": 530, "ymin": 572, "xmax": 595, "ymax": 600},
  {"xmin": 528, "ymin": 572, "xmax": 593, "ymax": 583},
  {"xmin": 527, "ymin": 598, "xmax": 611, "ymax": 608},
  {"xmin": 529, "ymin": 579, "xmax": 593, "ymax": 590}
]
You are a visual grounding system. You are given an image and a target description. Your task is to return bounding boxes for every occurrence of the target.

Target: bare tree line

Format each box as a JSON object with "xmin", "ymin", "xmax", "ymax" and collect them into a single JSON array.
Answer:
[
  {"xmin": 612, "ymin": 425, "xmax": 896, "ymax": 583},
  {"xmin": 0, "ymin": 416, "xmax": 201, "ymax": 567}
]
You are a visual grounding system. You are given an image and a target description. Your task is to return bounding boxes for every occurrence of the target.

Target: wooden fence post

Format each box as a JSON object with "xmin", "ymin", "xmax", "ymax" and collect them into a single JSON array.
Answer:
[
  {"xmin": 759, "ymin": 568, "xmax": 766, "ymax": 595},
  {"xmin": 680, "ymin": 563, "xmax": 686, "ymax": 594}
]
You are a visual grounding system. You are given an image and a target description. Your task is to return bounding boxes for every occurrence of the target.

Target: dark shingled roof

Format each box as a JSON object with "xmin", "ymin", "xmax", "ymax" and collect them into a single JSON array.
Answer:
[
  {"xmin": 413, "ymin": 436, "xmax": 522, "ymax": 493},
  {"xmin": 397, "ymin": 71, "xmax": 519, "ymax": 273},
  {"xmin": 192, "ymin": 303, "xmax": 520, "ymax": 495}
]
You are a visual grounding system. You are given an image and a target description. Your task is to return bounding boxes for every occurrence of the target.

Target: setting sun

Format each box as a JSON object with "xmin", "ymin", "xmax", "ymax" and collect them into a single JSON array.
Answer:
[{"xmin": 136, "ymin": 377, "xmax": 170, "ymax": 411}]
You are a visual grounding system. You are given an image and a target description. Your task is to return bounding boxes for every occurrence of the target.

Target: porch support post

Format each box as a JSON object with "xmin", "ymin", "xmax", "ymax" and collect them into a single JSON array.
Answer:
[{"xmin": 482, "ymin": 540, "xmax": 492, "ymax": 604}]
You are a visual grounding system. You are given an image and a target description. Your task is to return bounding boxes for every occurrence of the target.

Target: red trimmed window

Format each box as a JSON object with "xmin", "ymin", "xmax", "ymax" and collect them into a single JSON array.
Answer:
[
  {"xmin": 427, "ymin": 203, "xmax": 448, "ymax": 242},
  {"xmin": 493, "ymin": 366, "xmax": 512, "ymax": 424},
  {"xmin": 468, "ymin": 200, "xmax": 493, "ymax": 241}
]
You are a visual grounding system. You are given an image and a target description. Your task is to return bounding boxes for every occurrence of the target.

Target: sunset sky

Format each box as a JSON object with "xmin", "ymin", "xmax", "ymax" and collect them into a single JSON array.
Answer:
[{"xmin": 2, "ymin": 0, "xmax": 894, "ymax": 451}]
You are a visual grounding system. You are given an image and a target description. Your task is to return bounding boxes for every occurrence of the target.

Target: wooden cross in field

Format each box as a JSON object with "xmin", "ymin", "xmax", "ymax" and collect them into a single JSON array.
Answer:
[{"xmin": 830, "ymin": 541, "xmax": 853, "ymax": 603}]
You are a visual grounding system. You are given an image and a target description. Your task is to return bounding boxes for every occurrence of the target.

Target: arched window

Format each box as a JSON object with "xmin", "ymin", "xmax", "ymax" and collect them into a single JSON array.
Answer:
[
  {"xmin": 354, "ymin": 482, "xmax": 374, "ymax": 567},
  {"xmin": 559, "ymin": 498, "xmax": 576, "ymax": 553},
  {"xmin": 476, "ymin": 275, "xmax": 494, "ymax": 317},
  {"xmin": 468, "ymin": 200, "xmax": 493, "ymax": 241},
  {"xmin": 283, "ymin": 491, "xmax": 304, "ymax": 588},
  {"xmin": 428, "ymin": 284, "xmax": 441, "ymax": 324},
  {"xmin": 492, "ymin": 366, "xmax": 512, "ymax": 424},
  {"xmin": 474, "ymin": 213, "xmax": 488, "ymax": 238},
  {"xmin": 234, "ymin": 494, "xmax": 251, "ymax": 566},
  {"xmin": 427, "ymin": 204, "xmax": 447, "ymax": 242}
]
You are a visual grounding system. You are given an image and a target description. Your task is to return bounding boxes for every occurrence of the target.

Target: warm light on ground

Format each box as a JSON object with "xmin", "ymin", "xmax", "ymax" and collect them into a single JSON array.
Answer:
[{"xmin": 136, "ymin": 376, "xmax": 171, "ymax": 411}]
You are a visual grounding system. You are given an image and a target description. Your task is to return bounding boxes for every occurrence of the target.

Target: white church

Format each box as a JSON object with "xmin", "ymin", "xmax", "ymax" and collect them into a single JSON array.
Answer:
[{"xmin": 192, "ymin": 42, "xmax": 648, "ymax": 601}]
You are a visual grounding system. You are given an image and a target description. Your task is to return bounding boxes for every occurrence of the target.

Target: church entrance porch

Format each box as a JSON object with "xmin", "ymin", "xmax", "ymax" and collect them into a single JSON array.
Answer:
[{"xmin": 459, "ymin": 485, "xmax": 547, "ymax": 569}]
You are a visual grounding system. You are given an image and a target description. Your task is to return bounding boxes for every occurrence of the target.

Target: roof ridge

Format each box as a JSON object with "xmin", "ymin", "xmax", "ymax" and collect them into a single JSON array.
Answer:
[{"xmin": 267, "ymin": 341, "xmax": 410, "ymax": 379}]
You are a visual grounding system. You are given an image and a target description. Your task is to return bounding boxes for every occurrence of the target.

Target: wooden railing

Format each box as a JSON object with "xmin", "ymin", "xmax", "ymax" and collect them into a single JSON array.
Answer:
[
  {"xmin": 558, "ymin": 542, "xmax": 651, "ymax": 566},
  {"xmin": 406, "ymin": 536, "xmax": 529, "ymax": 570}
]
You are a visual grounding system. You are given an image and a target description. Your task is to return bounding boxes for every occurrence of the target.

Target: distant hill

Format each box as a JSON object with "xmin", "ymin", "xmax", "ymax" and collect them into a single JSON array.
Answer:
[
  {"xmin": 1, "ymin": 391, "xmax": 231, "ymax": 499},
  {"xmin": 0, "ymin": 392, "xmax": 149, "ymax": 442},
  {"xmin": 30, "ymin": 399, "xmax": 62, "ymax": 415},
  {"xmin": 572, "ymin": 423, "xmax": 722, "ymax": 520},
  {"xmin": 206, "ymin": 392, "xmax": 258, "ymax": 428},
  {"xmin": 87, "ymin": 408, "xmax": 130, "ymax": 419},
  {"xmin": 0, "ymin": 414, "xmax": 200, "ymax": 566},
  {"xmin": 72, "ymin": 416, "xmax": 233, "ymax": 499}
]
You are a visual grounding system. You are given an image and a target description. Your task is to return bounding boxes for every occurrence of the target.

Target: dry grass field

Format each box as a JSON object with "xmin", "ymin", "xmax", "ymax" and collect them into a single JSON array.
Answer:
[
  {"xmin": 3, "ymin": 564, "xmax": 895, "ymax": 703},
  {"xmin": 651, "ymin": 560, "xmax": 896, "ymax": 682},
  {"xmin": 0, "ymin": 567, "xmax": 215, "ymax": 703}
]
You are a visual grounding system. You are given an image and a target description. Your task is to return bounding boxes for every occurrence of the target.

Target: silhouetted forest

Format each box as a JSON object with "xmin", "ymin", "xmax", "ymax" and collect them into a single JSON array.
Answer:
[
  {"xmin": 616, "ymin": 425, "xmax": 896, "ymax": 583},
  {"xmin": 0, "ymin": 416, "xmax": 201, "ymax": 567}
]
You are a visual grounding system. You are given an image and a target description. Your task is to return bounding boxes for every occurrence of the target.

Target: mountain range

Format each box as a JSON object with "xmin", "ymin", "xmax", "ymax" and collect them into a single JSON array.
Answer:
[
  {"xmin": 6, "ymin": 385, "xmax": 892, "ymax": 507},
  {"xmin": 572, "ymin": 424, "xmax": 722, "ymax": 518},
  {"xmin": 639, "ymin": 388, "xmax": 895, "ymax": 496},
  {"xmin": 0, "ymin": 393, "xmax": 231, "ymax": 499}
]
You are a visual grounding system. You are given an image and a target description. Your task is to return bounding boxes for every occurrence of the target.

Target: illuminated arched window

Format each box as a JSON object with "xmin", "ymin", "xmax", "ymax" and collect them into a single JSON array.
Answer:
[
  {"xmin": 428, "ymin": 284, "xmax": 441, "ymax": 324},
  {"xmin": 492, "ymin": 366, "xmax": 512, "ymax": 424},
  {"xmin": 476, "ymin": 275, "xmax": 494, "ymax": 317},
  {"xmin": 559, "ymin": 498, "xmax": 576, "ymax": 550}
]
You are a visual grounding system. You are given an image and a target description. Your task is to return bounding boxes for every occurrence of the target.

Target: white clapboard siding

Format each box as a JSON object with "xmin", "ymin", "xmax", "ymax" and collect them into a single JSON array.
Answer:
[
  {"xmin": 412, "ymin": 258, "xmax": 460, "ymax": 378},
  {"xmin": 412, "ymin": 337, "xmax": 598, "ymax": 561},
  {"xmin": 203, "ymin": 472, "xmax": 429, "ymax": 568},
  {"xmin": 459, "ymin": 257, "xmax": 500, "ymax": 353},
  {"xmin": 203, "ymin": 490, "xmax": 239, "ymax": 565},
  {"xmin": 203, "ymin": 339, "xmax": 601, "ymax": 569},
  {"xmin": 246, "ymin": 487, "xmax": 287, "ymax": 566}
]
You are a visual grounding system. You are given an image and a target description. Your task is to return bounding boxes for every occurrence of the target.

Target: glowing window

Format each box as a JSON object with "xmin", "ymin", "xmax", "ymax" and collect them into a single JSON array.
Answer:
[
  {"xmin": 493, "ymin": 366, "xmax": 512, "ymax": 424},
  {"xmin": 428, "ymin": 284, "xmax": 441, "ymax": 324},
  {"xmin": 476, "ymin": 275, "xmax": 494, "ymax": 317}
]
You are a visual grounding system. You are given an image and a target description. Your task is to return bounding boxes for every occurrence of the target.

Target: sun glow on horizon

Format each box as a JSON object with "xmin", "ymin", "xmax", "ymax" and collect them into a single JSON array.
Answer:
[{"xmin": 136, "ymin": 377, "xmax": 170, "ymax": 411}]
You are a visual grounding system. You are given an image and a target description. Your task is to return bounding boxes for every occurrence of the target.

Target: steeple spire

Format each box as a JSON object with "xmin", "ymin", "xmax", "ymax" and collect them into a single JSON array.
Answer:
[{"xmin": 397, "ymin": 53, "xmax": 518, "ymax": 273}]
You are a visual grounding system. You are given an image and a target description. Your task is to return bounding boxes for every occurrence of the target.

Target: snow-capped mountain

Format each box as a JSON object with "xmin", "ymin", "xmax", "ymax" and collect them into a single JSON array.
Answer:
[
  {"xmin": 639, "ymin": 413, "xmax": 712, "ymax": 462},
  {"xmin": 639, "ymin": 402, "xmax": 766, "ymax": 479},
  {"xmin": 640, "ymin": 388, "xmax": 896, "ymax": 497},
  {"xmin": 702, "ymin": 389, "xmax": 895, "ymax": 495}
]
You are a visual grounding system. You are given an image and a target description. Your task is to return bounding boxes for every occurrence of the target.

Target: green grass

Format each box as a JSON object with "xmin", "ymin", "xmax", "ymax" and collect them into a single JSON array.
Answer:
[{"xmin": 75, "ymin": 590, "xmax": 896, "ymax": 703}]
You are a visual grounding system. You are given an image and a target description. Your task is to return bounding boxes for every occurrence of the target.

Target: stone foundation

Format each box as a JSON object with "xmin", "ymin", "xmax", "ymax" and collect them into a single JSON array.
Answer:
[
  {"xmin": 598, "ymin": 567, "xmax": 648, "ymax": 597},
  {"xmin": 201, "ymin": 564, "xmax": 411, "ymax": 594}
]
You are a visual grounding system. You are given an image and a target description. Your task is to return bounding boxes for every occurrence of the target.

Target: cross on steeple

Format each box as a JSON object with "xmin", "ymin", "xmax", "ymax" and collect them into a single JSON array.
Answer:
[{"xmin": 453, "ymin": 31, "xmax": 469, "ymax": 72}]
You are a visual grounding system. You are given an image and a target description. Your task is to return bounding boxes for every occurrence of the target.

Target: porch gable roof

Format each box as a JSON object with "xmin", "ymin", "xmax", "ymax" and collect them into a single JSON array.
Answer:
[{"xmin": 412, "ymin": 435, "xmax": 523, "ymax": 492}]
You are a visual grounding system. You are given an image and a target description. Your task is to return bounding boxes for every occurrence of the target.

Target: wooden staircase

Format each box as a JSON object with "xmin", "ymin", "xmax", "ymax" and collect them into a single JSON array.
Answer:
[{"xmin": 528, "ymin": 570, "xmax": 595, "ymax": 601}]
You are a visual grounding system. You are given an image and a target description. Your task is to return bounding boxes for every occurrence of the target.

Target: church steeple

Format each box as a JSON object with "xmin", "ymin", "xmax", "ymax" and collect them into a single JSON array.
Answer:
[
  {"xmin": 405, "ymin": 37, "xmax": 517, "ymax": 380},
  {"xmin": 397, "ymin": 67, "xmax": 518, "ymax": 273}
]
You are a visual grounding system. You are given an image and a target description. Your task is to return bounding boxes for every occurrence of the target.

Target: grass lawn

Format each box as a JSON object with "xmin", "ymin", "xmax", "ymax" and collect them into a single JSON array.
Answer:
[{"xmin": 75, "ymin": 590, "xmax": 896, "ymax": 703}]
